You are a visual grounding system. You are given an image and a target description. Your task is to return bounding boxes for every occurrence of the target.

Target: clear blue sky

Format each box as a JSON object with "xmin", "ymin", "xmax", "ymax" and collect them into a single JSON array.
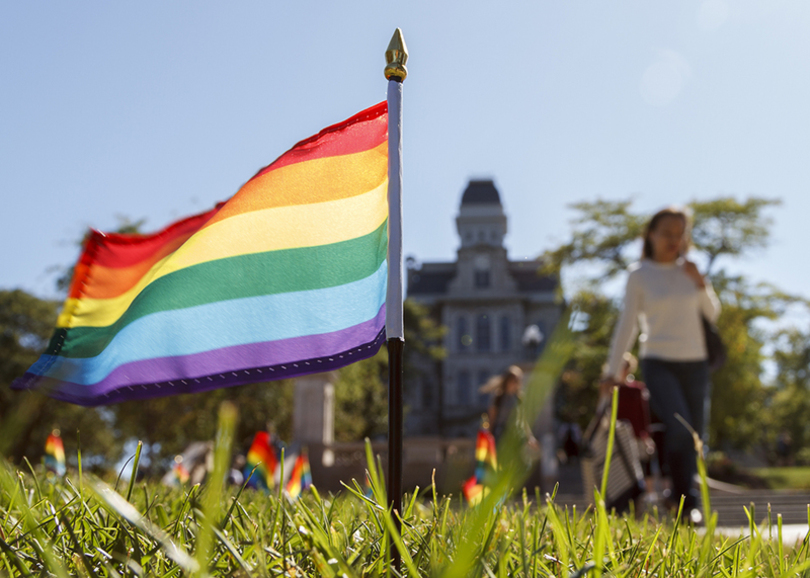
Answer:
[{"xmin": 2, "ymin": 1, "xmax": 809, "ymax": 301}]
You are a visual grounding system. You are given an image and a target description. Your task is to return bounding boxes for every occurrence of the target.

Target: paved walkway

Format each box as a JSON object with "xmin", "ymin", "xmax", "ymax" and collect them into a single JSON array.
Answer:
[
  {"xmin": 551, "ymin": 462, "xmax": 810, "ymax": 527},
  {"xmin": 711, "ymin": 524, "xmax": 809, "ymax": 545}
]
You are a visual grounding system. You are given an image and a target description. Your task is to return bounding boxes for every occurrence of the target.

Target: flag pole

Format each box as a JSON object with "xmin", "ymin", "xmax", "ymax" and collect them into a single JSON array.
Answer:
[{"xmin": 384, "ymin": 27, "xmax": 407, "ymax": 561}]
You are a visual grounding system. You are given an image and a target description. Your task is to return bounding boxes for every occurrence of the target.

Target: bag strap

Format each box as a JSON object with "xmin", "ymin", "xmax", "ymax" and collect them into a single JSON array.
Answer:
[{"xmin": 583, "ymin": 396, "xmax": 611, "ymax": 444}]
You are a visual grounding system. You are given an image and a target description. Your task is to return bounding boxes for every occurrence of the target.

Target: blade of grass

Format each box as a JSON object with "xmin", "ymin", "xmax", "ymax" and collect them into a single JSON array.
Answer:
[
  {"xmin": 0, "ymin": 459, "xmax": 70, "ymax": 578},
  {"xmin": 600, "ymin": 387, "xmax": 620, "ymax": 499},
  {"xmin": 195, "ymin": 401, "xmax": 237, "ymax": 577},
  {"xmin": 87, "ymin": 477, "xmax": 198, "ymax": 574},
  {"xmin": 125, "ymin": 441, "xmax": 143, "ymax": 503}
]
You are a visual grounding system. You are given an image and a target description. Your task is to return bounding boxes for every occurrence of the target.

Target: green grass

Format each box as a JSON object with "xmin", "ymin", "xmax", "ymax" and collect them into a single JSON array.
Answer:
[
  {"xmin": 3, "ymin": 400, "xmax": 810, "ymax": 577},
  {"xmin": 2, "ymin": 449, "xmax": 810, "ymax": 577},
  {"xmin": 750, "ymin": 467, "xmax": 810, "ymax": 491},
  {"xmin": 3, "ymin": 326, "xmax": 810, "ymax": 576}
]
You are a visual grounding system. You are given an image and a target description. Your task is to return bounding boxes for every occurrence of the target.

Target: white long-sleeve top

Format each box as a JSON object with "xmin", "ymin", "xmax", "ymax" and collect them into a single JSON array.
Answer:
[{"xmin": 604, "ymin": 259, "xmax": 721, "ymax": 380}]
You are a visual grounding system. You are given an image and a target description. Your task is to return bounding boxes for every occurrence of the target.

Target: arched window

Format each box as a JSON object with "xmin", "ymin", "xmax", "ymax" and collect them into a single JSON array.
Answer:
[
  {"xmin": 421, "ymin": 378, "xmax": 434, "ymax": 408},
  {"xmin": 477, "ymin": 370, "xmax": 490, "ymax": 404},
  {"xmin": 474, "ymin": 255, "xmax": 490, "ymax": 288},
  {"xmin": 457, "ymin": 371, "xmax": 471, "ymax": 405},
  {"xmin": 456, "ymin": 317, "xmax": 470, "ymax": 353},
  {"xmin": 476, "ymin": 314, "xmax": 491, "ymax": 352},
  {"xmin": 500, "ymin": 315, "xmax": 511, "ymax": 352}
]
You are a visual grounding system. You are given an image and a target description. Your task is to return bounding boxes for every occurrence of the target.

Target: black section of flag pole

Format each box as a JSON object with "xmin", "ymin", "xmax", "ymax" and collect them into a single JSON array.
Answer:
[{"xmin": 387, "ymin": 336, "xmax": 404, "ymax": 567}]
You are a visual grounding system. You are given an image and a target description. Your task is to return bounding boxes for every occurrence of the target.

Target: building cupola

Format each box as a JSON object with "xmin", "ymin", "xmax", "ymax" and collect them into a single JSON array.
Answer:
[{"xmin": 456, "ymin": 179, "xmax": 508, "ymax": 249}]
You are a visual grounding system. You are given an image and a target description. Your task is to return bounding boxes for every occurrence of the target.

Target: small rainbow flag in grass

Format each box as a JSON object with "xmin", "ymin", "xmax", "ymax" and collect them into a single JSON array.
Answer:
[
  {"xmin": 13, "ymin": 102, "xmax": 388, "ymax": 406},
  {"xmin": 44, "ymin": 431, "xmax": 66, "ymax": 476},
  {"xmin": 285, "ymin": 449, "xmax": 313, "ymax": 500},
  {"xmin": 462, "ymin": 428, "xmax": 497, "ymax": 506},
  {"xmin": 170, "ymin": 461, "xmax": 190, "ymax": 485},
  {"xmin": 244, "ymin": 431, "xmax": 277, "ymax": 491}
]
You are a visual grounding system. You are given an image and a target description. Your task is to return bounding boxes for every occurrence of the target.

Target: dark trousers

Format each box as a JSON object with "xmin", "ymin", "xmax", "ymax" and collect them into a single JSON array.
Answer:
[{"xmin": 641, "ymin": 358, "xmax": 709, "ymax": 511}]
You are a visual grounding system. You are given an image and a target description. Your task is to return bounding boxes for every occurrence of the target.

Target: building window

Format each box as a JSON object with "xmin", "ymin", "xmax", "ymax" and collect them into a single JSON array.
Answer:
[
  {"xmin": 500, "ymin": 315, "xmax": 511, "ymax": 352},
  {"xmin": 456, "ymin": 317, "xmax": 471, "ymax": 352},
  {"xmin": 421, "ymin": 378, "xmax": 434, "ymax": 408},
  {"xmin": 476, "ymin": 314, "xmax": 491, "ymax": 352},
  {"xmin": 474, "ymin": 254, "xmax": 490, "ymax": 288},
  {"xmin": 474, "ymin": 270, "xmax": 490, "ymax": 288},
  {"xmin": 457, "ymin": 371, "xmax": 471, "ymax": 405},
  {"xmin": 477, "ymin": 370, "xmax": 490, "ymax": 404}
]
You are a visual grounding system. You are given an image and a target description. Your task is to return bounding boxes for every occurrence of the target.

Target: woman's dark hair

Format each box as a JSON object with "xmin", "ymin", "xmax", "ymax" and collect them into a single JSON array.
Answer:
[
  {"xmin": 642, "ymin": 206, "xmax": 691, "ymax": 260},
  {"xmin": 479, "ymin": 365, "xmax": 523, "ymax": 396}
]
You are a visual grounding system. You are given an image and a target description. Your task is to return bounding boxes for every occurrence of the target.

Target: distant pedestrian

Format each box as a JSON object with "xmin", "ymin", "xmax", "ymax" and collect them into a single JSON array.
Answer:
[
  {"xmin": 601, "ymin": 206, "xmax": 720, "ymax": 523},
  {"xmin": 481, "ymin": 366, "xmax": 524, "ymax": 441},
  {"xmin": 480, "ymin": 366, "xmax": 539, "ymax": 463}
]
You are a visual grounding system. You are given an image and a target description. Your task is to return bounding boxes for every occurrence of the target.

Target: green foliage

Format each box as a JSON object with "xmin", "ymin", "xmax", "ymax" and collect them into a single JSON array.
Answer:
[
  {"xmin": 112, "ymin": 379, "xmax": 295, "ymax": 465},
  {"xmin": 764, "ymin": 327, "xmax": 810, "ymax": 462},
  {"xmin": 691, "ymin": 197, "xmax": 781, "ymax": 274},
  {"xmin": 555, "ymin": 289, "xmax": 618, "ymax": 428},
  {"xmin": 403, "ymin": 298, "xmax": 446, "ymax": 376},
  {"xmin": 542, "ymin": 199, "xmax": 646, "ymax": 279},
  {"xmin": 334, "ymin": 350, "xmax": 389, "ymax": 442},
  {"xmin": 706, "ymin": 273, "xmax": 800, "ymax": 449}
]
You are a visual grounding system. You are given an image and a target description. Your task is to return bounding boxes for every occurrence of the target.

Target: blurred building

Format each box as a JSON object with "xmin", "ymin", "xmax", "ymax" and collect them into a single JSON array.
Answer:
[{"xmin": 406, "ymin": 179, "xmax": 563, "ymax": 438}]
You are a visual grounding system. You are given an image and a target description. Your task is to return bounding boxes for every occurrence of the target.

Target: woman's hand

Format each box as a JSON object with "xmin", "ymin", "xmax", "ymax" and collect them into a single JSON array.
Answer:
[
  {"xmin": 683, "ymin": 260, "xmax": 706, "ymax": 288},
  {"xmin": 599, "ymin": 377, "xmax": 618, "ymax": 397}
]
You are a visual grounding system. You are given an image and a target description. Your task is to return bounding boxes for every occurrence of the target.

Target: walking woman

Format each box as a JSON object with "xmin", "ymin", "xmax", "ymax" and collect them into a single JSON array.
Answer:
[
  {"xmin": 481, "ymin": 366, "xmax": 525, "ymax": 442},
  {"xmin": 480, "ymin": 366, "xmax": 539, "ymax": 467},
  {"xmin": 601, "ymin": 206, "xmax": 720, "ymax": 521}
]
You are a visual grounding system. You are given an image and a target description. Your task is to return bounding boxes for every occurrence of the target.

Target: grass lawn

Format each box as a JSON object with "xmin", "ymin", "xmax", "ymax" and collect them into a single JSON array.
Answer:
[
  {"xmin": 750, "ymin": 467, "xmax": 810, "ymax": 491},
  {"xmin": 4, "ymin": 399, "xmax": 810, "ymax": 576}
]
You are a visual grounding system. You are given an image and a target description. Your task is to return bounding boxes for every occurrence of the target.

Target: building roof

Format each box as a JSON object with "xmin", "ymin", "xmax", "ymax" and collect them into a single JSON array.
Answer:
[
  {"xmin": 508, "ymin": 264, "xmax": 558, "ymax": 292},
  {"xmin": 406, "ymin": 260, "xmax": 558, "ymax": 297},
  {"xmin": 460, "ymin": 180, "xmax": 501, "ymax": 205},
  {"xmin": 407, "ymin": 265, "xmax": 457, "ymax": 295}
]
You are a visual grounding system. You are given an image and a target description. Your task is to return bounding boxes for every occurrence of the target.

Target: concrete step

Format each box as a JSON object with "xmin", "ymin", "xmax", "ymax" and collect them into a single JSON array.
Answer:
[{"xmin": 550, "ymin": 491, "xmax": 810, "ymax": 527}]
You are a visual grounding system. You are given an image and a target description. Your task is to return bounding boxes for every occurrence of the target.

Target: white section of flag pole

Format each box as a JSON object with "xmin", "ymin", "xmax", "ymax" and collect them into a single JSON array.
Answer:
[{"xmin": 386, "ymin": 79, "xmax": 404, "ymax": 340}]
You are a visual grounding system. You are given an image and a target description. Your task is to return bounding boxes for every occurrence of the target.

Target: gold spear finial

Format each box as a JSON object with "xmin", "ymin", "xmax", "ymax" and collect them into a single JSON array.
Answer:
[{"xmin": 384, "ymin": 28, "xmax": 408, "ymax": 82}]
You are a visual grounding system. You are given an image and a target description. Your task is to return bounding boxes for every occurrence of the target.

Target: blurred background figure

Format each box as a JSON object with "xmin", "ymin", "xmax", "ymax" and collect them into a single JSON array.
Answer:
[
  {"xmin": 601, "ymin": 206, "xmax": 720, "ymax": 523},
  {"xmin": 480, "ymin": 365, "xmax": 539, "ymax": 469},
  {"xmin": 481, "ymin": 365, "xmax": 525, "ymax": 442}
]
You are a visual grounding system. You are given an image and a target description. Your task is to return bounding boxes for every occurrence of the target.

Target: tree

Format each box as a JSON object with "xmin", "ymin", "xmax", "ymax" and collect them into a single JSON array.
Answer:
[
  {"xmin": 542, "ymin": 199, "xmax": 645, "ymax": 279},
  {"xmin": 112, "ymin": 379, "xmax": 295, "ymax": 467},
  {"xmin": 691, "ymin": 198, "xmax": 780, "ymax": 274},
  {"xmin": 705, "ymin": 272, "xmax": 798, "ymax": 449},
  {"xmin": 554, "ymin": 288, "xmax": 618, "ymax": 427},
  {"xmin": 763, "ymin": 327, "xmax": 810, "ymax": 463}
]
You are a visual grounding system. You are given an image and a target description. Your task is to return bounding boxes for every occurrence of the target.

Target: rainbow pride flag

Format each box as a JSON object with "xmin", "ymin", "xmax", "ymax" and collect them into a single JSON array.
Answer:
[
  {"xmin": 244, "ymin": 431, "xmax": 278, "ymax": 491},
  {"xmin": 13, "ymin": 102, "xmax": 389, "ymax": 405},
  {"xmin": 462, "ymin": 428, "xmax": 497, "ymax": 506},
  {"xmin": 285, "ymin": 449, "xmax": 312, "ymax": 500},
  {"xmin": 44, "ymin": 431, "xmax": 66, "ymax": 476}
]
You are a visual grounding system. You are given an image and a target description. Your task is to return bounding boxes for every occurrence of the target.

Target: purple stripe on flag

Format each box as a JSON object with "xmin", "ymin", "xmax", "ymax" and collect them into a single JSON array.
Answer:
[{"xmin": 14, "ymin": 306, "xmax": 386, "ymax": 406}]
